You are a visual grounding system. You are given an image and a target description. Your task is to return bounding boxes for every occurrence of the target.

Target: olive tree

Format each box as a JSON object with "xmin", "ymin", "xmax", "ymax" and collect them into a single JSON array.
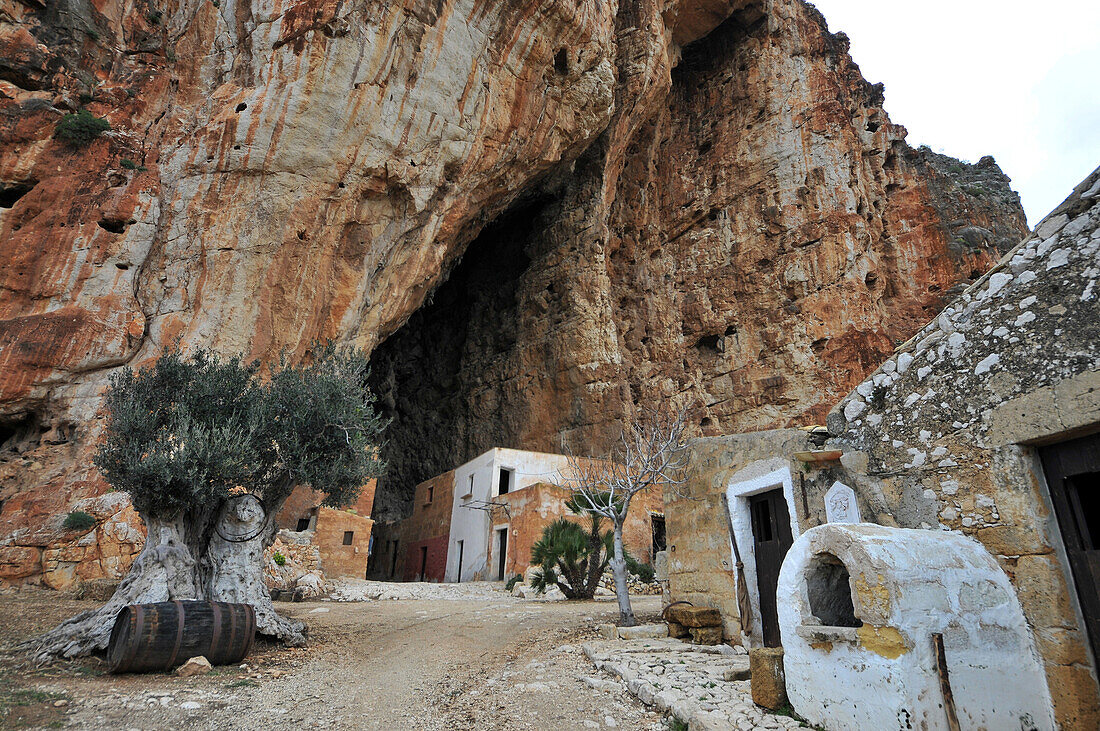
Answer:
[
  {"xmin": 565, "ymin": 407, "xmax": 687, "ymax": 626},
  {"xmin": 28, "ymin": 344, "xmax": 385, "ymax": 661}
]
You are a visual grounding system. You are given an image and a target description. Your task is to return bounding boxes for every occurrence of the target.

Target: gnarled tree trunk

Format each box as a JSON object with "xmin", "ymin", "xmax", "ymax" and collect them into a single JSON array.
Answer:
[{"xmin": 25, "ymin": 495, "xmax": 304, "ymax": 664}]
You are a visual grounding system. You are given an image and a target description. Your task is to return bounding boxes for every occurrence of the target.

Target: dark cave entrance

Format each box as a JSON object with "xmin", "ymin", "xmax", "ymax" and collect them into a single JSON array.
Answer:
[{"xmin": 367, "ymin": 194, "xmax": 556, "ymax": 521}]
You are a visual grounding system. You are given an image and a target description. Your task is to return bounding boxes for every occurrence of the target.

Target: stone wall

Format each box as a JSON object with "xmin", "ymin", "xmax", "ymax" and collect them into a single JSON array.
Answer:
[
  {"xmin": 311, "ymin": 507, "xmax": 374, "ymax": 580},
  {"xmin": 825, "ymin": 167, "xmax": 1100, "ymax": 728},
  {"xmin": 664, "ymin": 429, "xmax": 841, "ymax": 642}
]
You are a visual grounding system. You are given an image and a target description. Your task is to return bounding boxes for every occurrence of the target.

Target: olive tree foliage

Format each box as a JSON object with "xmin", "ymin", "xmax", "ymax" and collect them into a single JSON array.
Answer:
[
  {"xmin": 564, "ymin": 407, "xmax": 688, "ymax": 627},
  {"xmin": 28, "ymin": 344, "xmax": 386, "ymax": 662},
  {"xmin": 93, "ymin": 346, "xmax": 384, "ymax": 519}
]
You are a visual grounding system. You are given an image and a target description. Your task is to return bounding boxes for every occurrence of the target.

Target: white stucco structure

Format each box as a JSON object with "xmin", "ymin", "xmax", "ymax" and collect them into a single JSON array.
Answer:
[
  {"xmin": 778, "ymin": 523, "xmax": 1055, "ymax": 730},
  {"xmin": 443, "ymin": 448, "xmax": 575, "ymax": 582},
  {"xmin": 724, "ymin": 460, "xmax": 800, "ymax": 648}
]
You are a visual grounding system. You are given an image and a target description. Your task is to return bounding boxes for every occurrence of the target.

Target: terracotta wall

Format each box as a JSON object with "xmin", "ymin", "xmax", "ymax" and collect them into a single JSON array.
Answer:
[
  {"xmin": 494, "ymin": 482, "xmax": 663, "ymax": 580},
  {"xmin": 401, "ymin": 535, "xmax": 449, "ymax": 582},
  {"xmin": 366, "ymin": 471, "xmax": 454, "ymax": 581}
]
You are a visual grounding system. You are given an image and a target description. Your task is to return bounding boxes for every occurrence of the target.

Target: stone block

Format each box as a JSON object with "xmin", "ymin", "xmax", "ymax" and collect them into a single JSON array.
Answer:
[
  {"xmin": 74, "ymin": 578, "xmax": 120, "ymax": 601},
  {"xmin": 723, "ymin": 665, "xmax": 752, "ymax": 681},
  {"xmin": 1045, "ymin": 662, "xmax": 1100, "ymax": 731},
  {"xmin": 669, "ymin": 605, "xmax": 722, "ymax": 628},
  {"xmin": 749, "ymin": 647, "xmax": 787, "ymax": 710},
  {"xmin": 689, "ymin": 626, "xmax": 723, "ymax": 645},
  {"xmin": 174, "ymin": 656, "xmax": 212, "ymax": 677},
  {"xmin": 667, "ymin": 620, "xmax": 690, "ymax": 638},
  {"xmin": 597, "ymin": 624, "xmax": 618, "ymax": 640},
  {"xmin": 617, "ymin": 624, "xmax": 668, "ymax": 640}
]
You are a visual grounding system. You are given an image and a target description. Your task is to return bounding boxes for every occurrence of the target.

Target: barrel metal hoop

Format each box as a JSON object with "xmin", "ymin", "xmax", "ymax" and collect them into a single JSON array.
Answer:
[
  {"xmin": 227, "ymin": 600, "xmax": 238, "ymax": 661},
  {"xmin": 210, "ymin": 601, "xmax": 223, "ymax": 663},
  {"xmin": 165, "ymin": 599, "xmax": 185, "ymax": 670},
  {"xmin": 118, "ymin": 606, "xmax": 144, "ymax": 673},
  {"xmin": 241, "ymin": 603, "xmax": 256, "ymax": 658}
]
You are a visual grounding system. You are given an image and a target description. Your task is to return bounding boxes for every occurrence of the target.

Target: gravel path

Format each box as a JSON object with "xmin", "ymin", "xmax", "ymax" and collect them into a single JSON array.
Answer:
[{"xmin": 0, "ymin": 590, "xmax": 669, "ymax": 730}]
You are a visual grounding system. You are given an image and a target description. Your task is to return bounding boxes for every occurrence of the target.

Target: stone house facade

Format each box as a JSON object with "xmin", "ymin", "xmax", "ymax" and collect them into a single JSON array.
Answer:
[
  {"xmin": 664, "ymin": 167, "xmax": 1100, "ymax": 727},
  {"xmin": 274, "ymin": 480, "xmax": 377, "ymax": 579}
]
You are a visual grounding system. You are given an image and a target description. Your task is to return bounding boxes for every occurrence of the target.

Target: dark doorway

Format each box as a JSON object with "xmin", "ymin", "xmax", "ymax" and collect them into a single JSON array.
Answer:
[
  {"xmin": 496, "ymin": 528, "xmax": 508, "ymax": 581},
  {"xmin": 418, "ymin": 546, "xmax": 428, "ymax": 581},
  {"xmin": 295, "ymin": 517, "xmax": 310, "ymax": 532},
  {"xmin": 456, "ymin": 540, "xmax": 464, "ymax": 582},
  {"xmin": 498, "ymin": 468, "xmax": 512, "ymax": 495},
  {"xmin": 749, "ymin": 489, "xmax": 795, "ymax": 647},
  {"xmin": 1040, "ymin": 432, "xmax": 1100, "ymax": 663},
  {"xmin": 390, "ymin": 540, "xmax": 399, "ymax": 578},
  {"xmin": 651, "ymin": 515, "xmax": 667, "ymax": 559}
]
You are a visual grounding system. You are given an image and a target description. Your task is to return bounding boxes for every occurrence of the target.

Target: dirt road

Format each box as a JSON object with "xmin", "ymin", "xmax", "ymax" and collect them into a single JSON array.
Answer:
[{"xmin": 0, "ymin": 590, "xmax": 666, "ymax": 730}]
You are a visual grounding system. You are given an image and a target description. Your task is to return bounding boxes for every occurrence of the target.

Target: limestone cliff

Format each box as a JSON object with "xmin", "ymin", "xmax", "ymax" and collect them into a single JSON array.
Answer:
[
  {"xmin": 368, "ymin": 2, "xmax": 1028, "ymax": 518},
  {"xmin": 0, "ymin": 0, "xmax": 1026, "ymax": 583}
]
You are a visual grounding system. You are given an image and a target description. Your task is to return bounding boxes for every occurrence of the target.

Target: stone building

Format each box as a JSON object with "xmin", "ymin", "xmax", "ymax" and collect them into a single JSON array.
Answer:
[
  {"xmin": 664, "ymin": 167, "xmax": 1100, "ymax": 727},
  {"xmin": 273, "ymin": 480, "xmax": 378, "ymax": 580},
  {"xmin": 369, "ymin": 448, "xmax": 662, "ymax": 584}
]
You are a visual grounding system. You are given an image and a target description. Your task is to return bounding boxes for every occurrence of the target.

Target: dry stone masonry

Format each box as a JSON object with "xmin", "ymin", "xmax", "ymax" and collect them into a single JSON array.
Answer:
[{"xmin": 826, "ymin": 166, "xmax": 1100, "ymax": 727}]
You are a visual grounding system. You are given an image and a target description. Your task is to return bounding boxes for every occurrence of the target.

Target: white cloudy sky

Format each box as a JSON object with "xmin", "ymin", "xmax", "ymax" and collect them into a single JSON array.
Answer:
[{"xmin": 809, "ymin": 0, "xmax": 1100, "ymax": 226}]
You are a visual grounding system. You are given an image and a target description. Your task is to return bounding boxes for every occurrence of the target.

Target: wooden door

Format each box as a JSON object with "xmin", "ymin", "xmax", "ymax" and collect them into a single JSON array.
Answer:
[
  {"xmin": 750, "ymin": 489, "xmax": 795, "ymax": 647},
  {"xmin": 496, "ymin": 528, "xmax": 508, "ymax": 581},
  {"xmin": 1040, "ymin": 433, "xmax": 1100, "ymax": 663}
]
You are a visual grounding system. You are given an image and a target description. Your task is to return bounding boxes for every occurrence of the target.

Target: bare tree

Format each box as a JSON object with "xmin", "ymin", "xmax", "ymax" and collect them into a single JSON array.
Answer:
[{"xmin": 564, "ymin": 407, "xmax": 688, "ymax": 626}]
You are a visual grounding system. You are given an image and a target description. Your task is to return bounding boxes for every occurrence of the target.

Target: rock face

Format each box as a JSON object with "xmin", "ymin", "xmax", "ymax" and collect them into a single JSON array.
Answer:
[
  {"xmin": 0, "ymin": 0, "xmax": 1027, "ymax": 582},
  {"xmin": 367, "ymin": 1, "xmax": 1028, "ymax": 517}
]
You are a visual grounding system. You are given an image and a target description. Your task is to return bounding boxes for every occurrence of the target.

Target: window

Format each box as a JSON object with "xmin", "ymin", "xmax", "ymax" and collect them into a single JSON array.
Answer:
[
  {"xmin": 462, "ymin": 473, "xmax": 474, "ymax": 499},
  {"xmin": 498, "ymin": 467, "xmax": 512, "ymax": 495},
  {"xmin": 342, "ymin": 531, "xmax": 354, "ymax": 546},
  {"xmin": 427, "ymin": 485, "xmax": 434, "ymax": 503},
  {"xmin": 295, "ymin": 518, "xmax": 310, "ymax": 532}
]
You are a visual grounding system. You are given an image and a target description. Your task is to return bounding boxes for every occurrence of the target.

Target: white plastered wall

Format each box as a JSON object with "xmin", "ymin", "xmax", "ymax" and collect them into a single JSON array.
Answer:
[
  {"xmin": 444, "ymin": 448, "xmax": 577, "ymax": 582},
  {"xmin": 724, "ymin": 459, "xmax": 801, "ymax": 648}
]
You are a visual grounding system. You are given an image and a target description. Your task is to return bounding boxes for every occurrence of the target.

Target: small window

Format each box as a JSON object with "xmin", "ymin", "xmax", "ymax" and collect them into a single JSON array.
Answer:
[
  {"xmin": 342, "ymin": 531, "xmax": 354, "ymax": 546},
  {"xmin": 295, "ymin": 518, "xmax": 310, "ymax": 532},
  {"xmin": 498, "ymin": 468, "xmax": 512, "ymax": 495},
  {"xmin": 427, "ymin": 485, "xmax": 434, "ymax": 503}
]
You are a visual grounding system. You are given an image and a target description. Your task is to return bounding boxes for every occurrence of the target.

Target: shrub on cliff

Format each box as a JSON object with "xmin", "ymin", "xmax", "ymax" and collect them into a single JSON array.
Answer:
[
  {"xmin": 55, "ymin": 109, "xmax": 110, "ymax": 147},
  {"xmin": 63, "ymin": 511, "xmax": 96, "ymax": 531}
]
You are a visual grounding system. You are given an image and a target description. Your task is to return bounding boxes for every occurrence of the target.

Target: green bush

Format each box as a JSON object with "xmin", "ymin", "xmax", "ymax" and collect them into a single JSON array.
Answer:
[
  {"xmin": 626, "ymin": 555, "xmax": 655, "ymax": 584},
  {"xmin": 55, "ymin": 110, "xmax": 109, "ymax": 147},
  {"xmin": 63, "ymin": 511, "xmax": 96, "ymax": 531},
  {"xmin": 504, "ymin": 575, "xmax": 522, "ymax": 592},
  {"xmin": 120, "ymin": 158, "xmax": 137, "ymax": 170},
  {"xmin": 272, "ymin": 552, "xmax": 286, "ymax": 567}
]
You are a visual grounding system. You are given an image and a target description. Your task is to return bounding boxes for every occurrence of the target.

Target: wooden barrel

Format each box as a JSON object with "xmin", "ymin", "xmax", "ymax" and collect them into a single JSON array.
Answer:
[{"xmin": 107, "ymin": 600, "xmax": 256, "ymax": 674}]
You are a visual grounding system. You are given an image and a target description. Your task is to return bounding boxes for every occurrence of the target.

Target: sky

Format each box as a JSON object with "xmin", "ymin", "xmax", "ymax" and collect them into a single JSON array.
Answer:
[{"xmin": 808, "ymin": 0, "xmax": 1100, "ymax": 226}]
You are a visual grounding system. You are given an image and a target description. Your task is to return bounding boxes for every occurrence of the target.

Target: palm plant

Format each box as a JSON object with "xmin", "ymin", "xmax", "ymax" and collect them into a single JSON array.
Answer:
[{"xmin": 529, "ymin": 496, "xmax": 614, "ymax": 599}]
